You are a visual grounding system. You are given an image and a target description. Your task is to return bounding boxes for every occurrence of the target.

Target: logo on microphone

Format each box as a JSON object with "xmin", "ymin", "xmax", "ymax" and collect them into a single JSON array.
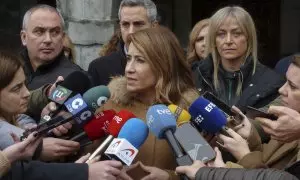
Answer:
[
  {"xmin": 65, "ymin": 94, "xmax": 87, "ymax": 115},
  {"xmin": 194, "ymin": 114, "xmax": 204, "ymax": 125},
  {"xmin": 49, "ymin": 85, "xmax": 72, "ymax": 104},
  {"xmin": 113, "ymin": 115, "xmax": 123, "ymax": 124},
  {"xmin": 72, "ymin": 98, "xmax": 84, "ymax": 110},
  {"xmin": 97, "ymin": 96, "xmax": 108, "ymax": 107},
  {"xmin": 80, "ymin": 110, "xmax": 92, "ymax": 120},
  {"xmin": 205, "ymin": 102, "xmax": 216, "ymax": 112},
  {"xmin": 110, "ymin": 140, "xmax": 121, "ymax": 148},
  {"xmin": 157, "ymin": 109, "xmax": 172, "ymax": 115},
  {"xmin": 120, "ymin": 149, "xmax": 135, "ymax": 157}
]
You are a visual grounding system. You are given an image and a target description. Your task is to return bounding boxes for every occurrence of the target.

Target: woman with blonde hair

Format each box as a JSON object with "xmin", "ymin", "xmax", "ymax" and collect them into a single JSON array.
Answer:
[
  {"xmin": 193, "ymin": 6, "xmax": 285, "ymax": 110},
  {"xmin": 187, "ymin": 18, "xmax": 210, "ymax": 64},
  {"xmin": 100, "ymin": 26, "xmax": 199, "ymax": 179}
]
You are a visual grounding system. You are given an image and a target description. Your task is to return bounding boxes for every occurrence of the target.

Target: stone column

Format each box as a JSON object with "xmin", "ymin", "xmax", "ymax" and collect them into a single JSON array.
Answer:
[{"xmin": 56, "ymin": 0, "xmax": 120, "ymax": 70}]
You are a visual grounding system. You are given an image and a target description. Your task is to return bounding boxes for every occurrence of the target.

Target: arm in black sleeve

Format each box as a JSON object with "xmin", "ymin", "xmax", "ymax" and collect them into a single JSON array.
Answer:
[
  {"xmin": 2, "ymin": 161, "xmax": 88, "ymax": 180},
  {"xmin": 195, "ymin": 167, "xmax": 298, "ymax": 180},
  {"xmin": 88, "ymin": 60, "xmax": 101, "ymax": 87}
]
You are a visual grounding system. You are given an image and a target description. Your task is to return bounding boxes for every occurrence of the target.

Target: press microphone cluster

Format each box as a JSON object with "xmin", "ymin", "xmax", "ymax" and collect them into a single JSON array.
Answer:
[
  {"xmin": 86, "ymin": 110, "xmax": 136, "ymax": 162},
  {"xmin": 168, "ymin": 104, "xmax": 216, "ymax": 163},
  {"xmin": 146, "ymin": 104, "xmax": 192, "ymax": 180},
  {"xmin": 22, "ymin": 72, "xmax": 111, "ymax": 139},
  {"xmin": 69, "ymin": 110, "xmax": 116, "ymax": 142}
]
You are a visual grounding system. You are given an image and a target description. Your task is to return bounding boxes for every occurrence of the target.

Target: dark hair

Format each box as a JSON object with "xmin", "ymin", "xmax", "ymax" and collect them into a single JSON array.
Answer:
[
  {"xmin": 0, "ymin": 51, "xmax": 23, "ymax": 124},
  {"xmin": 0, "ymin": 51, "xmax": 23, "ymax": 91}
]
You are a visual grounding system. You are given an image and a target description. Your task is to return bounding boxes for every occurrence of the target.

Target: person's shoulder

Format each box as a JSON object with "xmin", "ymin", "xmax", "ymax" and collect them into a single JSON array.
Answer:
[
  {"xmin": 256, "ymin": 63, "xmax": 285, "ymax": 81},
  {"xmin": 90, "ymin": 51, "xmax": 124, "ymax": 65}
]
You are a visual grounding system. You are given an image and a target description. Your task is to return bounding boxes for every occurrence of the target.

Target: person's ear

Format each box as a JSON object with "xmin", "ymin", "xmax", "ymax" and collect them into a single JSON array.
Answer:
[{"xmin": 20, "ymin": 30, "xmax": 27, "ymax": 46}]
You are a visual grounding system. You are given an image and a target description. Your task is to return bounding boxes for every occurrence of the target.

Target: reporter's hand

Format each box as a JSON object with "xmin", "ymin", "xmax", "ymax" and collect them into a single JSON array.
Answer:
[
  {"xmin": 40, "ymin": 137, "xmax": 80, "ymax": 161},
  {"xmin": 231, "ymin": 106, "xmax": 252, "ymax": 139},
  {"xmin": 47, "ymin": 76, "xmax": 64, "ymax": 97},
  {"xmin": 257, "ymin": 106, "xmax": 300, "ymax": 142},
  {"xmin": 88, "ymin": 160, "xmax": 123, "ymax": 180},
  {"xmin": 41, "ymin": 102, "xmax": 57, "ymax": 118},
  {"xmin": 207, "ymin": 147, "xmax": 225, "ymax": 168},
  {"xmin": 51, "ymin": 121, "xmax": 73, "ymax": 137},
  {"xmin": 175, "ymin": 160, "xmax": 206, "ymax": 180},
  {"xmin": 139, "ymin": 162, "xmax": 169, "ymax": 180},
  {"xmin": 2, "ymin": 132, "xmax": 42, "ymax": 163},
  {"xmin": 117, "ymin": 162, "xmax": 139, "ymax": 180},
  {"xmin": 218, "ymin": 128, "xmax": 250, "ymax": 161}
]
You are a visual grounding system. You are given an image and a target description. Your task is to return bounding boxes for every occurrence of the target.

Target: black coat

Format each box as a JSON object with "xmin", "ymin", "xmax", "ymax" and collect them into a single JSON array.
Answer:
[
  {"xmin": 21, "ymin": 49, "xmax": 82, "ymax": 90},
  {"xmin": 192, "ymin": 55, "xmax": 286, "ymax": 111},
  {"xmin": 88, "ymin": 42, "xmax": 126, "ymax": 86},
  {"xmin": 196, "ymin": 167, "xmax": 298, "ymax": 180},
  {"xmin": 2, "ymin": 161, "xmax": 88, "ymax": 180}
]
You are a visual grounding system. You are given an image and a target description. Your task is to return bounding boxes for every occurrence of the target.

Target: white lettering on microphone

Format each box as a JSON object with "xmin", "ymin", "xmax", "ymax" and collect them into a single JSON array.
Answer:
[
  {"xmin": 157, "ymin": 109, "xmax": 172, "ymax": 115},
  {"xmin": 113, "ymin": 116, "xmax": 122, "ymax": 124},
  {"xmin": 194, "ymin": 115, "xmax": 204, "ymax": 124},
  {"xmin": 205, "ymin": 103, "xmax": 216, "ymax": 112}
]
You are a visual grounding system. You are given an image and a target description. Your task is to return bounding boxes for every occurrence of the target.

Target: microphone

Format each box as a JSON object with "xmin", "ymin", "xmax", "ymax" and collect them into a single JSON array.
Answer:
[
  {"xmin": 22, "ymin": 94, "xmax": 94, "ymax": 139},
  {"xmin": 168, "ymin": 104, "xmax": 216, "ymax": 162},
  {"xmin": 83, "ymin": 85, "xmax": 110, "ymax": 113},
  {"xmin": 105, "ymin": 118, "xmax": 149, "ymax": 165},
  {"xmin": 189, "ymin": 96, "xmax": 227, "ymax": 134},
  {"xmin": 45, "ymin": 85, "xmax": 111, "ymax": 137},
  {"xmin": 69, "ymin": 110, "xmax": 116, "ymax": 141},
  {"xmin": 146, "ymin": 104, "xmax": 192, "ymax": 180},
  {"xmin": 86, "ymin": 110, "xmax": 135, "ymax": 162},
  {"xmin": 42, "ymin": 71, "xmax": 91, "ymax": 122},
  {"xmin": 63, "ymin": 94, "xmax": 94, "ymax": 126},
  {"xmin": 168, "ymin": 104, "xmax": 191, "ymax": 126}
]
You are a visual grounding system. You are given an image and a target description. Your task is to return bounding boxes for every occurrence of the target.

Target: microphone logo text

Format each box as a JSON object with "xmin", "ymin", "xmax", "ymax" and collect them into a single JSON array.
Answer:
[{"xmin": 205, "ymin": 103, "xmax": 216, "ymax": 112}]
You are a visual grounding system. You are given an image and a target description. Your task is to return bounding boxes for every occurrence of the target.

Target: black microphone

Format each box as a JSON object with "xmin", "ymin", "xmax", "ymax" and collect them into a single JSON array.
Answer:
[
  {"xmin": 22, "ymin": 93, "xmax": 93, "ymax": 139},
  {"xmin": 41, "ymin": 71, "xmax": 91, "ymax": 123},
  {"xmin": 168, "ymin": 104, "xmax": 216, "ymax": 162}
]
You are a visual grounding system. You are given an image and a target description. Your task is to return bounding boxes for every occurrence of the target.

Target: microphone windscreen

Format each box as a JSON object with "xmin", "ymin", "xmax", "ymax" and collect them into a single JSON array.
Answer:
[
  {"xmin": 146, "ymin": 104, "xmax": 176, "ymax": 139},
  {"xmin": 189, "ymin": 96, "xmax": 227, "ymax": 134},
  {"xmin": 84, "ymin": 110, "xmax": 116, "ymax": 140},
  {"xmin": 108, "ymin": 110, "xmax": 136, "ymax": 137},
  {"xmin": 168, "ymin": 104, "xmax": 191, "ymax": 126},
  {"xmin": 59, "ymin": 71, "xmax": 91, "ymax": 95},
  {"xmin": 83, "ymin": 85, "xmax": 111, "ymax": 113},
  {"xmin": 118, "ymin": 118, "xmax": 149, "ymax": 149}
]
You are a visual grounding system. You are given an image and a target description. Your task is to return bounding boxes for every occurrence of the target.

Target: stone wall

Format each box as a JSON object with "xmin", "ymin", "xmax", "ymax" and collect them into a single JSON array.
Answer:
[{"xmin": 56, "ymin": 0, "xmax": 120, "ymax": 70}]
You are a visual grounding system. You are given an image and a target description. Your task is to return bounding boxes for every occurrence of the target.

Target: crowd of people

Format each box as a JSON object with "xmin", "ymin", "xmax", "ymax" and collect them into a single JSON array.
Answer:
[{"xmin": 0, "ymin": 0, "xmax": 300, "ymax": 180}]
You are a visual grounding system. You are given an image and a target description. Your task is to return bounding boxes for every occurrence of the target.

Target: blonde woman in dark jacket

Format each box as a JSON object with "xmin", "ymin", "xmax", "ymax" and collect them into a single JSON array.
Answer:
[{"xmin": 192, "ymin": 6, "xmax": 285, "ymax": 110}]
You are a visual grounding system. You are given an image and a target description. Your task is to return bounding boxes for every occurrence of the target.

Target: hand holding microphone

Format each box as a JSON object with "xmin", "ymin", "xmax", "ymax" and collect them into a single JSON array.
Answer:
[
  {"xmin": 217, "ymin": 128, "xmax": 250, "ymax": 161},
  {"xmin": 230, "ymin": 106, "xmax": 252, "ymax": 139},
  {"xmin": 175, "ymin": 147, "xmax": 225, "ymax": 180},
  {"xmin": 175, "ymin": 160, "xmax": 206, "ymax": 180},
  {"xmin": 39, "ymin": 137, "xmax": 80, "ymax": 161},
  {"xmin": 86, "ymin": 110, "xmax": 135, "ymax": 163},
  {"xmin": 147, "ymin": 104, "xmax": 192, "ymax": 180}
]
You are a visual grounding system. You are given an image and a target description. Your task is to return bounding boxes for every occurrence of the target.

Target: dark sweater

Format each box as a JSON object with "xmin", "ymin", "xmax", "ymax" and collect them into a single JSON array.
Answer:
[
  {"xmin": 20, "ymin": 49, "xmax": 82, "ymax": 90},
  {"xmin": 88, "ymin": 42, "xmax": 126, "ymax": 86},
  {"xmin": 192, "ymin": 55, "xmax": 286, "ymax": 111}
]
